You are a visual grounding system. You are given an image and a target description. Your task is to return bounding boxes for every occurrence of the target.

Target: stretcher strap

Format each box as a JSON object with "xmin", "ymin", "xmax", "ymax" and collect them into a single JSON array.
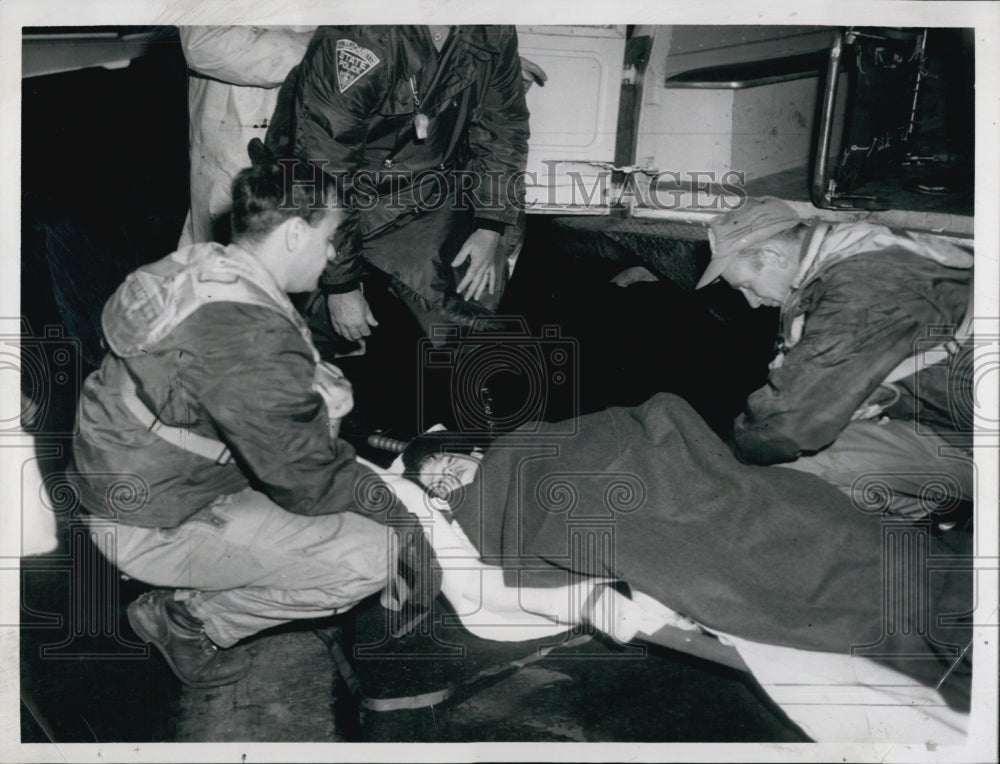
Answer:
[{"xmin": 328, "ymin": 633, "xmax": 593, "ymax": 713}]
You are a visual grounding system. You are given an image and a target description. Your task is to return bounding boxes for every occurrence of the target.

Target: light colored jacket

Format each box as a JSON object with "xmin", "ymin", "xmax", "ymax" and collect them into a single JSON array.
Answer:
[
  {"xmin": 71, "ymin": 244, "xmax": 365, "ymax": 528},
  {"xmin": 178, "ymin": 26, "xmax": 316, "ymax": 245}
]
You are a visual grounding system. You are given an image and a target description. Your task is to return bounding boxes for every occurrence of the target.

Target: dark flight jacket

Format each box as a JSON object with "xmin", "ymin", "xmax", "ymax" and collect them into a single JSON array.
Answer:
[{"xmin": 267, "ymin": 25, "xmax": 530, "ymax": 301}]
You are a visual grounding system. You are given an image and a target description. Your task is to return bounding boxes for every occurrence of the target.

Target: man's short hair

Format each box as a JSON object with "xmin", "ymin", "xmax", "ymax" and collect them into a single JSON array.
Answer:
[{"xmin": 230, "ymin": 161, "xmax": 342, "ymax": 242}]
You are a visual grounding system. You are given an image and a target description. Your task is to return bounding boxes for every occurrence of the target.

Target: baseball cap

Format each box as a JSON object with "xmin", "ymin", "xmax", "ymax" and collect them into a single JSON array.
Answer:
[{"xmin": 696, "ymin": 197, "xmax": 801, "ymax": 289}]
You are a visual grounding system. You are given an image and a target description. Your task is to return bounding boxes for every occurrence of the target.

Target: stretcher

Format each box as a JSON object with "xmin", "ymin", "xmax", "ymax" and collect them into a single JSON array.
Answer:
[{"xmin": 353, "ymin": 457, "xmax": 970, "ymax": 745}]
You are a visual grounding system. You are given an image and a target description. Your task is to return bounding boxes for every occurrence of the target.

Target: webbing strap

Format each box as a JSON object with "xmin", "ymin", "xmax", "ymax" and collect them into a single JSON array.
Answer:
[
  {"xmin": 851, "ymin": 282, "xmax": 974, "ymax": 421},
  {"xmin": 882, "ymin": 284, "xmax": 974, "ymax": 387},
  {"xmin": 119, "ymin": 374, "xmax": 232, "ymax": 465}
]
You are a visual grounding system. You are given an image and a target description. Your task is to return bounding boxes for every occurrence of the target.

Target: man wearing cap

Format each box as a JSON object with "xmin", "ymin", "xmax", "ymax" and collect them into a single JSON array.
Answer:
[{"xmin": 696, "ymin": 198, "xmax": 974, "ymax": 517}]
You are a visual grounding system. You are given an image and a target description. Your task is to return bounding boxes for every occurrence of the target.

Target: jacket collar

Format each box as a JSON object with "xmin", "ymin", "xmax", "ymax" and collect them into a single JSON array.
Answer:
[{"xmin": 789, "ymin": 221, "xmax": 829, "ymax": 291}]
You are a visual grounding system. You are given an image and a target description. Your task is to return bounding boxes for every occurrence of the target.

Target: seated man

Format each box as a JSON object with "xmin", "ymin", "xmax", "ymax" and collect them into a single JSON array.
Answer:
[
  {"xmin": 69, "ymin": 163, "xmax": 430, "ymax": 688},
  {"xmin": 398, "ymin": 394, "xmax": 972, "ymax": 712},
  {"xmin": 258, "ymin": 25, "xmax": 538, "ymax": 437},
  {"xmin": 695, "ymin": 198, "xmax": 974, "ymax": 517},
  {"xmin": 265, "ymin": 25, "xmax": 531, "ymax": 341}
]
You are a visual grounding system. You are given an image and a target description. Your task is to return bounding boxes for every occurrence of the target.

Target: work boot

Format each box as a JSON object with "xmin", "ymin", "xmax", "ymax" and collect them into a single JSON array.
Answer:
[{"xmin": 127, "ymin": 590, "xmax": 252, "ymax": 688}]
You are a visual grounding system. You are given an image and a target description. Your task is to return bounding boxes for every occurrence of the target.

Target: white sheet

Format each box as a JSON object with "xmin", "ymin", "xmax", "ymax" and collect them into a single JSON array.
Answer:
[{"xmin": 720, "ymin": 634, "xmax": 968, "ymax": 745}]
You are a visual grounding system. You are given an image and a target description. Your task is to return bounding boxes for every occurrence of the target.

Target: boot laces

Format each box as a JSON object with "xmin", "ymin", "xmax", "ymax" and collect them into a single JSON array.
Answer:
[{"xmin": 196, "ymin": 630, "xmax": 219, "ymax": 657}]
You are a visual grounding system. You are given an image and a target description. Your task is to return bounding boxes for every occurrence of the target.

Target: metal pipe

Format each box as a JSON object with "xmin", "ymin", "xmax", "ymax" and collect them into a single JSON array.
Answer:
[
  {"xmin": 906, "ymin": 29, "xmax": 929, "ymax": 144},
  {"xmin": 811, "ymin": 30, "xmax": 845, "ymax": 208}
]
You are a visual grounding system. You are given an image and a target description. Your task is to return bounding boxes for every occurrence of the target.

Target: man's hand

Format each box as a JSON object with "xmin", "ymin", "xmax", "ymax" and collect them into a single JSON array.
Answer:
[
  {"xmin": 327, "ymin": 289, "xmax": 378, "ymax": 341},
  {"xmin": 520, "ymin": 56, "xmax": 548, "ymax": 92},
  {"xmin": 313, "ymin": 361, "xmax": 354, "ymax": 440},
  {"xmin": 452, "ymin": 228, "xmax": 503, "ymax": 303}
]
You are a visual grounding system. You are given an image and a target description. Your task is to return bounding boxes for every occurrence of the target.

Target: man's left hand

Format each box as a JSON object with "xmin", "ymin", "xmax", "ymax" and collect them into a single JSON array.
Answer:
[
  {"xmin": 520, "ymin": 56, "xmax": 548, "ymax": 92},
  {"xmin": 452, "ymin": 228, "xmax": 502, "ymax": 303}
]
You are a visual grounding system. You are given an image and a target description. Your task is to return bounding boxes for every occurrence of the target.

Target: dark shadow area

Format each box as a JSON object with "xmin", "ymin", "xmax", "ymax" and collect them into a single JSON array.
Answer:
[
  {"xmin": 21, "ymin": 30, "xmax": 190, "ymax": 369},
  {"xmin": 19, "ymin": 29, "xmax": 192, "ymax": 744}
]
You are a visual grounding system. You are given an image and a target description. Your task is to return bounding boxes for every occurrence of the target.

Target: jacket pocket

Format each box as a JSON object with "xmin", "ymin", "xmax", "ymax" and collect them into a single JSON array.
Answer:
[{"xmin": 375, "ymin": 78, "xmax": 416, "ymax": 117}]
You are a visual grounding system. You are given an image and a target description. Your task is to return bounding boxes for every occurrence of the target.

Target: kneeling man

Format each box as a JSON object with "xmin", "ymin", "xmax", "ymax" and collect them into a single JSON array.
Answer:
[
  {"xmin": 696, "ymin": 198, "xmax": 973, "ymax": 517},
  {"xmin": 70, "ymin": 163, "xmax": 415, "ymax": 687}
]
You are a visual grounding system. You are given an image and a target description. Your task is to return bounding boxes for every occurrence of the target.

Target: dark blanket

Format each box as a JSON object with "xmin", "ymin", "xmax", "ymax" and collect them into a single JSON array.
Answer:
[{"xmin": 451, "ymin": 393, "xmax": 971, "ymax": 708}]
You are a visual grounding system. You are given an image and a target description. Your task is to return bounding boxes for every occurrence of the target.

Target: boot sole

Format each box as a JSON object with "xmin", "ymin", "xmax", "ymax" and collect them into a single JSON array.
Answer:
[{"xmin": 127, "ymin": 598, "xmax": 251, "ymax": 689}]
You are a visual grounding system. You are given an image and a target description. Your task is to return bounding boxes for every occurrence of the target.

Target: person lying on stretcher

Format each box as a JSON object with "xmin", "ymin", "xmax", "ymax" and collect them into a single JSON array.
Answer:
[{"xmin": 393, "ymin": 392, "xmax": 972, "ymax": 713}]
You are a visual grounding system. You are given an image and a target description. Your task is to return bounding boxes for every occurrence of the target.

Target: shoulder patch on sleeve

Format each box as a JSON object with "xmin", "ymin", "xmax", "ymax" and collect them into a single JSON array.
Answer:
[{"xmin": 335, "ymin": 38, "xmax": 382, "ymax": 93}]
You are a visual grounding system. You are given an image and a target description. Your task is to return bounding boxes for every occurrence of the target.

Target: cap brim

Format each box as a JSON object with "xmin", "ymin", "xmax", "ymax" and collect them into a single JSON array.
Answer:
[{"xmin": 695, "ymin": 254, "xmax": 736, "ymax": 289}]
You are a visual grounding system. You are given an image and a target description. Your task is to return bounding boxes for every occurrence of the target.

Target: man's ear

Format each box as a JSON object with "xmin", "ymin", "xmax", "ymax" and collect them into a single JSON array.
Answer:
[
  {"xmin": 761, "ymin": 244, "xmax": 789, "ymax": 268},
  {"xmin": 283, "ymin": 216, "xmax": 306, "ymax": 252}
]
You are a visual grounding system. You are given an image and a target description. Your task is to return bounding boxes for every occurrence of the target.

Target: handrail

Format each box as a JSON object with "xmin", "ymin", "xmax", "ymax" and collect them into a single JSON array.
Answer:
[{"xmin": 664, "ymin": 50, "xmax": 827, "ymax": 90}]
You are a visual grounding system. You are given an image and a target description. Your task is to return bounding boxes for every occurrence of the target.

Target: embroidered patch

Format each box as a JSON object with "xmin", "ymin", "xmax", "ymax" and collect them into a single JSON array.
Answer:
[{"xmin": 336, "ymin": 39, "xmax": 381, "ymax": 93}]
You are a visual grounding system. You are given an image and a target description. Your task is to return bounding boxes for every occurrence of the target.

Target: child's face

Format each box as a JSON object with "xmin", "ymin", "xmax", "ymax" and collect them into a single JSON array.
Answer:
[{"xmin": 419, "ymin": 452, "xmax": 482, "ymax": 499}]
